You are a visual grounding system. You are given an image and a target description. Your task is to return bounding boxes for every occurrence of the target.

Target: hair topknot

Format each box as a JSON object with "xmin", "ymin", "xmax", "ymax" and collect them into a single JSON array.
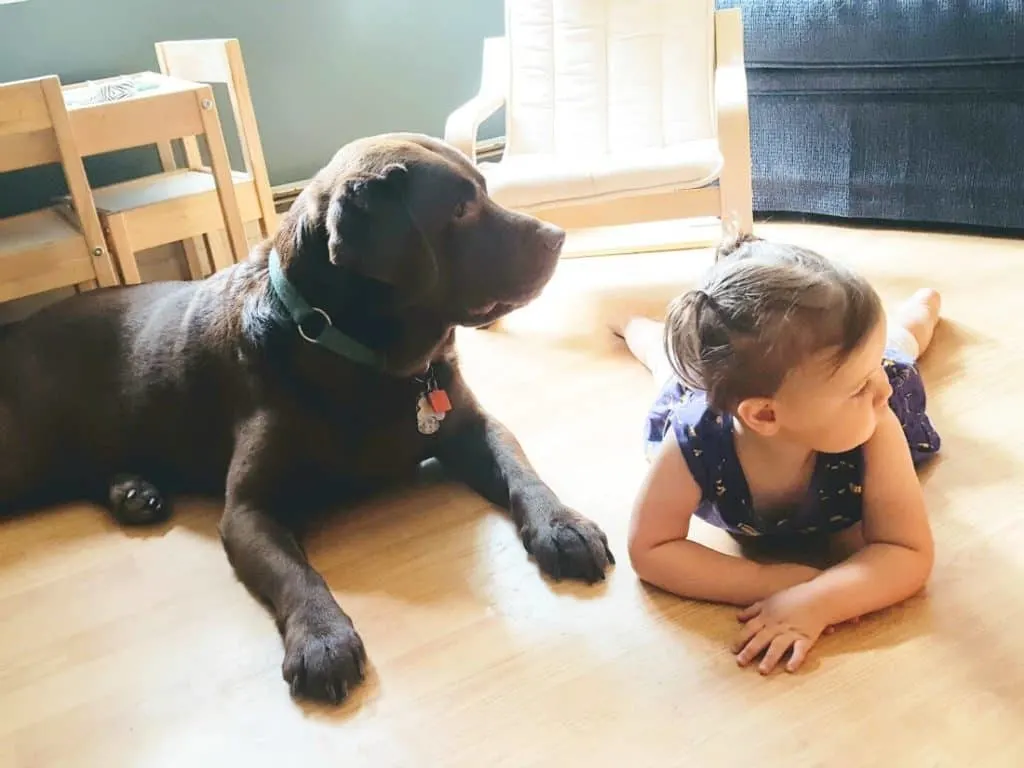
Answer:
[
  {"xmin": 664, "ymin": 236, "xmax": 883, "ymax": 412},
  {"xmin": 714, "ymin": 231, "xmax": 763, "ymax": 261}
]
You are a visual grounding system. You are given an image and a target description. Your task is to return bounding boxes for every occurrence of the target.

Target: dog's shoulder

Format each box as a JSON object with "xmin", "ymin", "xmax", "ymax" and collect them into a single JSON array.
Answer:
[{"xmin": 179, "ymin": 253, "xmax": 291, "ymax": 360}]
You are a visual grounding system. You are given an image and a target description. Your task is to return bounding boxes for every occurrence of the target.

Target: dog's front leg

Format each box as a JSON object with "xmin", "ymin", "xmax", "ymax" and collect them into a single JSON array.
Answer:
[
  {"xmin": 437, "ymin": 409, "xmax": 614, "ymax": 583},
  {"xmin": 219, "ymin": 423, "xmax": 365, "ymax": 704}
]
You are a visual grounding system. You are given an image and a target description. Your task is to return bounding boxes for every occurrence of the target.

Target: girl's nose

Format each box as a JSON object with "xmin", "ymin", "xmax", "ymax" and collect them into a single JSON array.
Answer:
[{"xmin": 873, "ymin": 368, "xmax": 893, "ymax": 408}]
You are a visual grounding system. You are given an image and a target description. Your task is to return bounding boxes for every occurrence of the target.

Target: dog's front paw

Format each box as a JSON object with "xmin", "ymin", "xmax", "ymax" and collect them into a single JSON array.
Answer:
[
  {"xmin": 283, "ymin": 608, "xmax": 366, "ymax": 704},
  {"xmin": 520, "ymin": 508, "xmax": 615, "ymax": 584},
  {"xmin": 108, "ymin": 475, "xmax": 169, "ymax": 525}
]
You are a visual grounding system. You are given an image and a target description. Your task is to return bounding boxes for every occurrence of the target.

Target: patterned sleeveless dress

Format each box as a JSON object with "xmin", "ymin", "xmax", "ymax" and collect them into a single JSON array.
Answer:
[{"xmin": 642, "ymin": 346, "xmax": 940, "ymax": 538}]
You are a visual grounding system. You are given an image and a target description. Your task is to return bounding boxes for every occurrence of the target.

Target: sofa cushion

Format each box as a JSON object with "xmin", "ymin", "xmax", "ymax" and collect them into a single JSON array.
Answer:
[
  {"xmin": 717, "ymin": 0, "xmax": 1024, "ymax": 67},
  {"xmin": 480, "ymin": 140, "xmax": 723, "ymax": 208}
]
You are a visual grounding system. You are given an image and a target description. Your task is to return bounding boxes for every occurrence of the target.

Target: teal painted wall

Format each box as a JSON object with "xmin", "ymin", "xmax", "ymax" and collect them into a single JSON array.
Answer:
[{"xmin": 0, "ymin": 0, "xmax": 504, "ymax": 216}]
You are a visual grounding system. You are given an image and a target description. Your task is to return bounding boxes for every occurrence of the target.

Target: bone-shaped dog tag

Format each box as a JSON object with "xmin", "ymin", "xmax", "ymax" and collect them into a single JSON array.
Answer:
[{"xmin": 416, "ymin": 395, "xmax": 443, "ymax": 435}]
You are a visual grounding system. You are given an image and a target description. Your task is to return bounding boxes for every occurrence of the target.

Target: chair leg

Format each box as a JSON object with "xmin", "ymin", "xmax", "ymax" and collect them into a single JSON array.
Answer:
[
  {"xmin": 85, "ymin": 241, "xmax": 121, "ymax": 288},
  {"xmin": 104, "ymin": 215, "xmax": 142, "ymax": 284},
  {"xmin": 718, "ymin": 142, "xmax": 754, "ymax": 237},
  {"xmin": 196, "ymin": 89, "xmax": 249, "ymax": 264},
  {"xmin": 204, "ymin": 230, "xmax": 234, "ymax": 273},
  {"xmin": 182, "ymin": 237, "xmax": 212, "ymax": 280},
  {"xmin": 257, "ymin": 212, "xmax": 275, "ymax": 240}
]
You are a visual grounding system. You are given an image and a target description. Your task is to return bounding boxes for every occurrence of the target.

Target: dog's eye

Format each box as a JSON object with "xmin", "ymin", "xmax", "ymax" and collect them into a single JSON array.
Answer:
[{"xmin": 453, "ymin": 201, "xmax": 468, "ymax": 220}]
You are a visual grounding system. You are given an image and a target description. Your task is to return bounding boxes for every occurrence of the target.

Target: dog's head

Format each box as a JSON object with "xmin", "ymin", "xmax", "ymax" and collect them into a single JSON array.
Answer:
[{"xmin": 275, "ymin": 133, "xmax": 565, "ymax": 336}]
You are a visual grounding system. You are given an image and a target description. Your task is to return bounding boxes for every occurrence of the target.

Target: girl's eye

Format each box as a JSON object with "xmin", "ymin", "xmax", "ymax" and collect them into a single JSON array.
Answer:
[
  {"xmin": 453, "ymin": 202, "xmax": 468, "ymax": 219},
  {"xmin": 855, "ymin": 383, "xmax": 871, "ymax": 398}
]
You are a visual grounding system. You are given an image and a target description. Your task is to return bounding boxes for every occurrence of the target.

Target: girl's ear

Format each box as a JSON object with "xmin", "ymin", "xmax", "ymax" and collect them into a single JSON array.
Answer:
[{"xmin": 736, "ymin": 397, "xmax": 779, "ymax": 437}]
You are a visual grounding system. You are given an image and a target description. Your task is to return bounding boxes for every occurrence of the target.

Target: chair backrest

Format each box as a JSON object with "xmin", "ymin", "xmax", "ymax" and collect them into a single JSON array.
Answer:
[
  {"xmin": 503, "ymin": 0, "xmax": 717, "ymax": 158},
  {"xmin": 0, "ymin": 76, "xmax": 107, "ymax": 259},
  {"xmin": 0, "ymin": 77, "xmax": 64, "ymax": 174},
  {"xmin": 155, "ymin": 38, "xmax": 276, "ymax": 230}
]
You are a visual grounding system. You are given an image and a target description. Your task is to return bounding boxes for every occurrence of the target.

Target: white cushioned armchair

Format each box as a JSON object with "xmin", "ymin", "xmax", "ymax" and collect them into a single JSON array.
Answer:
[{"xmin": 445, "ymin": 0, "xmax": 753, "ymax": 243}]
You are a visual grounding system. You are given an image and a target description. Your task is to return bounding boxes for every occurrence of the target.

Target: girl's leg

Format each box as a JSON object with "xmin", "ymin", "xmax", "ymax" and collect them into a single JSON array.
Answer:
[
  {"xmin": 887, "ymin": 288, "xmax": 942, "ymax": 360},
  {"xmin": 614, "ymin": 317, "xmax": 675, "ymax": 387}
]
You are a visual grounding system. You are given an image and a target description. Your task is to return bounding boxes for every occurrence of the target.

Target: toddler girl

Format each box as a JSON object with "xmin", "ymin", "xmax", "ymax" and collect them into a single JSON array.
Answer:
[{"xmin": 622, "ymin": 234, "xmax": 942, "ymax": 675}]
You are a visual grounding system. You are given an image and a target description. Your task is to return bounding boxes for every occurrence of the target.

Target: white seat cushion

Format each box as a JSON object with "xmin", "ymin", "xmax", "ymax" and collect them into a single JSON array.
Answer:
[{"xmin": 481, "ymin": 139, "xmax": 723, "ymax": 209}]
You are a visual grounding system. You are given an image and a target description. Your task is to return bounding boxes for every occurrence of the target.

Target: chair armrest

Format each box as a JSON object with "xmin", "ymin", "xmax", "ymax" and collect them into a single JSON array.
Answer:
[
  {"xmin": 714, "ymin": 8, "xmax": 754, "ymax": 234},
  {"xmin": 444, "ymin": 36, "xmax": 508, "ymax": 162},
  {"xmin": 714, "ymin": 9, "xmax": 749, "ymax": 119}
]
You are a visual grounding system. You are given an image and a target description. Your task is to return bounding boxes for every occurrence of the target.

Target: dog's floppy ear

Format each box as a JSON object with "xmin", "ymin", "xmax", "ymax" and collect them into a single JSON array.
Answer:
[
  {"xmin": 328, "ymin": 162, "xmax": 408, "ymax": 259},
  {"xmin": 272, "ymin": 181, "xmax": 332, "ymax": 267},
  {"xmin": 323, "ymin": 163, "xmax": 438, "ymax": 299},
  {"xmin": 326, "ymin": 163, "xmax": 408, "ymax": 273}
]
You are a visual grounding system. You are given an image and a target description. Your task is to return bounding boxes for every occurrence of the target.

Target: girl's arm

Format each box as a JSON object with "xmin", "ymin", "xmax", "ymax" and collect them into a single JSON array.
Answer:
[
  {"xmin": 628, "ymin": 437, "xmax": 821, "ymax": 606},
  {"xmin": 784, "ymin": 407, "xmax": 935, "ymax": 626},
  {"xmin": 733, "ymin": 408, "xmax": 934, "ymax": 674}
]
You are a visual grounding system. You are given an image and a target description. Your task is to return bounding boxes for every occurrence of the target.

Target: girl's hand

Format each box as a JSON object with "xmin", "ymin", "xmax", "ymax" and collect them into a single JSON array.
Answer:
[{"xmin": 733, "ymin": 586, "xmax": 828, "ymax": 674}]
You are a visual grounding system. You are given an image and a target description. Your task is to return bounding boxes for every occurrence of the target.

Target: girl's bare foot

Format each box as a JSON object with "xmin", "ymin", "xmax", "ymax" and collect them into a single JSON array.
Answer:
[
  {"xmin": 607, "ymin": 316, "xmax": 630, "ymax": 339},
  {"xmin": 613, "ymin": 316, "xmax": 665, "ymax": 373},
  {"xmin": 894, "ymin": 288, "xmax": 942, "ymax": 356}
]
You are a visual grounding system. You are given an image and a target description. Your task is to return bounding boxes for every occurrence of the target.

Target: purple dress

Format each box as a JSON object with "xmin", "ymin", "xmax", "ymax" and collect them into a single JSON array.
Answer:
[{"xmin": 643, "ymin": 346, "xmax": 940, "ymax": 538}]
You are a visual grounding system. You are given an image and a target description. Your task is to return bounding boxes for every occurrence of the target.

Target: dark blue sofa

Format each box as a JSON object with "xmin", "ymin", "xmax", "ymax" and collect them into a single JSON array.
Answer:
[{"xmin": 717, "ymin": 0, "xmax": 1024, "ymax": 231}]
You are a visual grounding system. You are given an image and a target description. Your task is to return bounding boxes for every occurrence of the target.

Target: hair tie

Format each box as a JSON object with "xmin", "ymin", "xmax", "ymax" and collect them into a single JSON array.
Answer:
[{"xmin": 694, "ymin": 289, "xmax": 714, "ymax": 311}]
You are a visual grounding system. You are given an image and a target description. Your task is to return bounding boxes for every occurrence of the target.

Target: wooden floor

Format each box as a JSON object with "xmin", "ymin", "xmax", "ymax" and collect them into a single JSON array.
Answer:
[{"xmin": 2, "ymin": 221, "xmax": 1023, "ymax": 767}]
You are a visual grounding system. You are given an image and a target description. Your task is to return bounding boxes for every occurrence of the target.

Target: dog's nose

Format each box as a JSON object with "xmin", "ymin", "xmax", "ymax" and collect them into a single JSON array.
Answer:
[{"xmin": 540, "ymin": 223, "xmax": 566, "ymax": 253}]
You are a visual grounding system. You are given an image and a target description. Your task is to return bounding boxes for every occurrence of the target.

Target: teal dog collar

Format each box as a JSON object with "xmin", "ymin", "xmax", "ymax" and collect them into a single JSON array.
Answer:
[{"xmin": 267, "ymin": 249, "xmax": 385, "ymax": 369}]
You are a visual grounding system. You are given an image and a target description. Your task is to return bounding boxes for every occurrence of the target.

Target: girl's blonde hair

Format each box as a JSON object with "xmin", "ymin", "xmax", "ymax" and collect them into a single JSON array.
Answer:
[{"xmin": 664, "ymin": 234, "xmax": 883, "ymax": 412}]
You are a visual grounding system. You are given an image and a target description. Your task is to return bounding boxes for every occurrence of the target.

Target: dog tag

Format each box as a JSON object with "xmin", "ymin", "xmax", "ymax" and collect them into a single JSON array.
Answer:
[
  {"xmin": 427, "ymin": 387, "xmax": 452, "ymax": 415},
  {"xmin": 416, "ymin": 395, "xmax": 443, "ymax": 435}
]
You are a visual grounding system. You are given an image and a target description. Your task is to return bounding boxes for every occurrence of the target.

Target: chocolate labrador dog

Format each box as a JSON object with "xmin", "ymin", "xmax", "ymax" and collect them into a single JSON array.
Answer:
[{"xmin": 0, "ymin": 133, "xmax": 614, "ymax": 703}]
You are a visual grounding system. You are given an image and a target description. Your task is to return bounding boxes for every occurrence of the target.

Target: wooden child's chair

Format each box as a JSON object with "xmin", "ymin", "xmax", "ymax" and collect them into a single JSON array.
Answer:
[
  {"xmin": 84, "ymin": 38, "xmax": 276, "ymax": 284},
  {"xmin": 0, "ymin": 75, "xmax": 119, "ymax": 303}
]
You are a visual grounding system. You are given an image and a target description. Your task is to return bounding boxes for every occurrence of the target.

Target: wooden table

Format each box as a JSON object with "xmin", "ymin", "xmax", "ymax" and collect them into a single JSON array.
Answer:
[{"xmin": 61, "ymin": 71, "xmax": 249, "ymax": 265}]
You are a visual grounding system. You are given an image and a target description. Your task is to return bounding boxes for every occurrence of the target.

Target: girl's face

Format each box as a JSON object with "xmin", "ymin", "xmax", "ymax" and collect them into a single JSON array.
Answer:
[{"xmin": 754, "ymin": 318, "xmax": 892, "ymax": 454}]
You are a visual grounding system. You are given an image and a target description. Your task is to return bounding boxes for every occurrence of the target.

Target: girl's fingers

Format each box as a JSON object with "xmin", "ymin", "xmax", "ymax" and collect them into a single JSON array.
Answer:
[
  {"xmin": 732, "ymin": 617, "xmax": 766, "ymax": 654},
  {"xmin": 786, "ymin": 637, "xmax": 813, "ymax": 673},
  {"xmin": 759, "ymin": 633, "xmax": 796, "ymax": 675},
  {"xmin": 737, "ymin": 601, "xmax": 763, "ymax": 622},
  {"xmin": 736, "ymin": 627, "xmax": 776, "ymax": 666}
]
